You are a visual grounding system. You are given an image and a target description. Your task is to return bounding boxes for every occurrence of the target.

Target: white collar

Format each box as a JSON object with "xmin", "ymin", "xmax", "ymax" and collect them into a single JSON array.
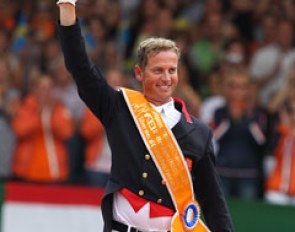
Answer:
[
  {"xmin": 150, "ymin": 99, "xmax": 175, "ymax": 114},
  {"xmin": 150, "ymin": 99, "xmax": 181, "ymax": 129}
]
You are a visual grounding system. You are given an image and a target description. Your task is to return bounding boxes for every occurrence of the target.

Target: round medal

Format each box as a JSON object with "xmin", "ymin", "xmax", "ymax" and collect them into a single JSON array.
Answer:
[{"xmin": 182, "ymin": 202, "xmax": 199, "ymax": 229}]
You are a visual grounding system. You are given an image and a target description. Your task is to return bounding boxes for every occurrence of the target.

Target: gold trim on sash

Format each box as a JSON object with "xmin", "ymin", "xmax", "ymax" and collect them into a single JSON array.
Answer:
[{"xmin": 121, "ymin": 88, "xmax": 210, "ymax": 232}]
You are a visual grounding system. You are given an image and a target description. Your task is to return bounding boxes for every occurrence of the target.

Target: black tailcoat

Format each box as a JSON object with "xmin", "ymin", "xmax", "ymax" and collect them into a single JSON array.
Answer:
[{"xmin": 57, "ymin": 20, "xmax": 234, "ymax": 232}]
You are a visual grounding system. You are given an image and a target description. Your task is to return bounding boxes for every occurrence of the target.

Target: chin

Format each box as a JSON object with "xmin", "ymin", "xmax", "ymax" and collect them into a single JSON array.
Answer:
[{"xmin": 159, "ymin": 95, "xmax": 172, "ymax": 102}]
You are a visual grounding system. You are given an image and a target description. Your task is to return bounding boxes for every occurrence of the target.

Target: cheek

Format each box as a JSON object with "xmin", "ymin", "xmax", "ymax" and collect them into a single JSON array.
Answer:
[
  {"xmin": 142, "ymin": 78, "xmax": 155, "ymax": 92},
  {"xmin": 173, "ymin": 75, "xmax": 178, "ymax": 85}
]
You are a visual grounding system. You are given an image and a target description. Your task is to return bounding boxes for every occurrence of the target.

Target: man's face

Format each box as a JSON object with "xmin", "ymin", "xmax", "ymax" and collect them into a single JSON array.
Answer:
[{"xmin": 135, "ymin": 50, "xmax": 178, "ymax": 106}]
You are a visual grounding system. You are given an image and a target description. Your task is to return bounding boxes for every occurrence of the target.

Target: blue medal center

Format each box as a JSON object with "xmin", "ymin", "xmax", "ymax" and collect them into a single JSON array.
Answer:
[{"xmin": 183, "ymin": 203, "xmax": 199, "ymax": 229}]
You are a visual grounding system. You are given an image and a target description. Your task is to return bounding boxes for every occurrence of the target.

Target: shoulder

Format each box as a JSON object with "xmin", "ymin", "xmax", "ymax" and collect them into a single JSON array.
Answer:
[
  {"xmin": 254, "ymin": 44, "xmax": 278, "ymax": 56},
  {"xmin": 190, "ymin": 115, "xmax": 212, "ymax": 138}
]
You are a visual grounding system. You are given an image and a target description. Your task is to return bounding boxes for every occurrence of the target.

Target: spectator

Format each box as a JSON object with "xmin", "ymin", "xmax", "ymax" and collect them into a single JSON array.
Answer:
[
  {"xmin": 29, "ymin": 0, "xmax": 56, "ymax": 43},
  {"xmin": 187, "ymin": 11, "xmax": 236, "ymax": 98},
  {"xmin": 12, "ymin": 75, "xmax": 73, "ymax": 183},
  {"xmin": 254, "ymin": 0, "xmax": 295, "ymax": 24},
  {"xmin": 0, "ymin": 58, "xmax": 19, "ymax": 180},
  {"xmin": 181, "ymin": 0, "xmax": 224, "ymax": 24},
  {"xmin": 213, "ymin": 68, "xmax": 267, "ymax": 199},
  {"xmin": 173, "ymin": 62, "xmax": 201, "ymax": 117},
  {"xmin": 250, "ymin": 19, "xmax": 295, "ymax": 107},
  {"xmin": 265, "ymin": 95, "xmax": 295, "ymax": 205},
  {"xmin": 51, "ymin": 56, "xmax": 85, "ymax": 124},
  {"xmin": 81, "ymin": 108, "xmax": 111, "ymax": 187},
  {"xmin": 268, "ymin": 63, "xmax": 295, "ymax": 114},
  {"xmin": 267, "ymin": 63, "xmax": 295, "ymax": 137},
  {"xmin": 188, "ymin": 12, "xmax": 226, "ymax": 77},
  {"xmin": 0, "ymin": 0, "xmax": 18, "ymax": 33},
  {"xmin": 84, "ymin": 15, "xmax": 121, "ymax": 71},
  {"xmin": 221, "ymin": 38, "xmax": 249, "ymax": 75},
  {"xmin": 0, "ymin": 28, "xmax": 22, "ymax": 91},
  {"xmin": 41, "ymin": 39, "xmax": 62, "ymax": 73},
  {"xmin": 228, "ymin": 0, "xmax": 256, "ymax": 42},
  {"xmin": 154, "ymin": 7, "xmax": 174, "ymax": 38},
  {"xmin": 123, "ymin": 0, "xmax": 160, "ymax": 64},
  {"xmin": 200, "ymin": 67, "xmax": 225, "ymax": 126},
  {"xmin": 200, "ymin": 37, "xmax": 248, "ymax": 125},
  {"xmin": 250, "ymin": 13, "xmax": 278, "ymax": 54},
  {"xmin": 51, "ymin": 56, "xmax": 86, "ymax": 184}
]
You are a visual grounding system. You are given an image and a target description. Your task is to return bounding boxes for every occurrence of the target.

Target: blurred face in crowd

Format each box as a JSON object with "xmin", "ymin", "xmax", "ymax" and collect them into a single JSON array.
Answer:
[
  {"xmin": 277, "ymin": 21, "xmax": 294, "ymax": 49},
  {"xmin": 141, "ymin": 0, "xmax": 160, "ymax": 20},
  {"xmin": 156, "ymin": 8, "xmax": 173, "ymax": 36},
  {"xmin": 225, "ymin": 72, "xmax": 249, "ymax": 109},
  {"xmin": 89, "ymin": 17, "xmax": 106, "ymax": 42},
  {"xmin": 224, "ymin": 41, "xmax": 245, "ymax": 65},
  {"xmin": 205, "ymin": 12, "xmax": 223, "ymax": 40},
  {"xmin": 33, "ymin": 75, "xmax": 54, "ymax": 106},
  {"xmin": 204, "ymin": 0, "xmax": 223, "ymax": 14},
  {"xmin": 261, "ymin": 15, "xmax": 277, "ymax": 43},
  {"xmin": 135, "ymin": 50, "xmax": 179, "ymax": 106},
  {"xmin": 224, "ymin": 72, "xmax": 251, "ymax": 118},
  {"xmin": 52, "ymin": 61, "xmax": 72, "ymax": 87},
  {"xmin": 230, "ymin": 0, "xmax": 254, "ymax": 11},
  {"xmin": 106, "ymin": 69, "xmax": 127, "ymax": 89}
]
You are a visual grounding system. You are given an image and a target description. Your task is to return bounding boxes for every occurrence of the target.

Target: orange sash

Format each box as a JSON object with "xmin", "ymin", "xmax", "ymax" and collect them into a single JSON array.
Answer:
[{"xmin": 122, "ymin": 88, "xmax": 210, "ymax": 232}]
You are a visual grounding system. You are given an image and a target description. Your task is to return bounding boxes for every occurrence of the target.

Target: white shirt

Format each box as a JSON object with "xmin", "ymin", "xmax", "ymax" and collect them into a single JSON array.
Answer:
[
  {"xmin": 250, "ymin": 44, "xmax": 295, "ymax": 106},
  {"xmin": 112, "ymin": 99, "xmax": 181, "ymax": 231},
  {"xmin": 200, "ymin": 96, "xmax": 225, "ymax": 125},
  {"xmin": 151, "ymin": 99, "xmax": 182, "ymax": 129}
]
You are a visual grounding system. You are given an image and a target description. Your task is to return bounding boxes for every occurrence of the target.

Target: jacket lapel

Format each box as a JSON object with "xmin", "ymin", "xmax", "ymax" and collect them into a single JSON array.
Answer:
[{"xmin": 172, "ymin": 114, "xmax": 195, "ymax": 140}]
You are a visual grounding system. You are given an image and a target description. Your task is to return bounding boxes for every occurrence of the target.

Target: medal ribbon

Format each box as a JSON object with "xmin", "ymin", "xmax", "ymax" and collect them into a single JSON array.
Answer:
[{"xmin": 122, "ymin": 88, "xmax": 210, "ymax": 232}]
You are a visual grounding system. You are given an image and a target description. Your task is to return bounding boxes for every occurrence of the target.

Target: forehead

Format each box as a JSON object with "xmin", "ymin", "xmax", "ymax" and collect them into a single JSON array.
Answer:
[{"xmin": 146, "ymin": 50, "xmax": 179, "ymax": 66}]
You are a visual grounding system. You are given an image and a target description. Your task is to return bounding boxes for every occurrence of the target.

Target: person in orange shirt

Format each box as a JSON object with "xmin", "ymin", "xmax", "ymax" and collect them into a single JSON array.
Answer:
[
  {"xmin": 81, "ymin": 108, "xmax": 111, "ymax": 186},
  {"xmin": 265, "ymin": 95, "xmax": 295, "ymax": 205},
  {"xmin": 12, "ymin": 74, "xmax": 73, "ymax": 183}
]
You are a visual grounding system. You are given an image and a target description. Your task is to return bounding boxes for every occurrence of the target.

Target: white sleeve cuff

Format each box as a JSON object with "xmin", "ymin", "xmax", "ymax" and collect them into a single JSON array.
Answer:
[{"xmin": 56, "ymin": 0, "xmax": 77, "ymax": 6}]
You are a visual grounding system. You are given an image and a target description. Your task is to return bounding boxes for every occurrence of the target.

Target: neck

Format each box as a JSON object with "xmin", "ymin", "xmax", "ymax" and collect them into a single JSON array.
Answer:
[{"xmin": 145, "ymin": 96, "xmax": 173, "ymax": 106}]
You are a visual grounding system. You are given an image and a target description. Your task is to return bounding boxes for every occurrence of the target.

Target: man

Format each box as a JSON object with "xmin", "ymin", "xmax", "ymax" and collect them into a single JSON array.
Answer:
[
  {"xmin": 56, "ymin": 1, "xmax": 234, "ymax": 231},
  {"xmin": 250, "ymin": 19, "xmax": 295, "ymax": 107}
]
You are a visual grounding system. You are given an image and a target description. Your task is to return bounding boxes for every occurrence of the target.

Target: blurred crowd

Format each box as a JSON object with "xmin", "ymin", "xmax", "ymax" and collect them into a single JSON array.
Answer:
[{"xmin": 1, "ymin": 0, "xmax": 295, "ymax": 206}]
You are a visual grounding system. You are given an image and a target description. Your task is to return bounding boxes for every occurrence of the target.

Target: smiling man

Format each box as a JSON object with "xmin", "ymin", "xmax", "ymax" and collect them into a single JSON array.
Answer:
[
  {"xmin": 56, "ymin": 1, "xmax": 233, "ymax": 232},
  {"xmin": 134, "ymin": 38, "xmax": 179, "ymax": 106}
]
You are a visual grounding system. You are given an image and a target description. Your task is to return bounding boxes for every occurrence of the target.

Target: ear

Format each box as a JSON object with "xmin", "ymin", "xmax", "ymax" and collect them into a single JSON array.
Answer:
[{"xmin": 134, "ymin": 65, "xmax": 143, "ymax": 82}]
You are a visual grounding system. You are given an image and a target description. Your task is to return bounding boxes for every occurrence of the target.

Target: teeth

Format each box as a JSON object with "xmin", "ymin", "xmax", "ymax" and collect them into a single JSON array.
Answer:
[{"xmin": 159, "ymin": 85, "xmax": 169, "ymax": 89}]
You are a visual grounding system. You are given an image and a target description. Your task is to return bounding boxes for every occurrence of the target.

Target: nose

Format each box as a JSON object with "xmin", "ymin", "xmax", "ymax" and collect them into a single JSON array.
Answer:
[{"xmin": 161, "ymin": 71, "xmax": 171, "ymax": 82}]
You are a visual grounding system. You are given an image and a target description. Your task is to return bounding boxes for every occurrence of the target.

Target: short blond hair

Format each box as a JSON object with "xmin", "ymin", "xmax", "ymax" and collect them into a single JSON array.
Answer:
[{"xmin": 137, "ymin": 37, "xmax": 180, "ymax": 68}]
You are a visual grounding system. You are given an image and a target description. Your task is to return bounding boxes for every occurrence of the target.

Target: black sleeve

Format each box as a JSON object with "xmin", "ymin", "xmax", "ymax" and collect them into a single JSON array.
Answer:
[
  {"xmin": 56, "ymin": 19, "xmax": 118, "ymax": 125},
  {"xmin": 193, "ymin": 130, "xmax": 234, "ymax": 232}
]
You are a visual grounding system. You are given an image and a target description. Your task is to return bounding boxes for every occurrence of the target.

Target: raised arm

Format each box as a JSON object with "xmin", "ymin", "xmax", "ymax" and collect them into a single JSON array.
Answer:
[{"xmin": 56, "ymin": 0, "xmax": 118, "ymax": 125}]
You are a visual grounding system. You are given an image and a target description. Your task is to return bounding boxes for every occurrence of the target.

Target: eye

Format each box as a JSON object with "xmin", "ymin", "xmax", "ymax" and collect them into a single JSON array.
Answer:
[
  {"xmin": 169, "ymin": 68, "xmax": 177, "ymax": 74},
  {"xmin": 153, "ymin": 68, "xmax": 162, "ymax": 74}
]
